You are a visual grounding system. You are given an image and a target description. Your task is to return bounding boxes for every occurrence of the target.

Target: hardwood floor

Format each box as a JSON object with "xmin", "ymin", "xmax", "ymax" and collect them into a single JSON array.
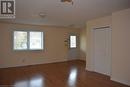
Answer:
[{"xmin": 0, "ymin": 60, "xmax": 129, "ymax": 87}]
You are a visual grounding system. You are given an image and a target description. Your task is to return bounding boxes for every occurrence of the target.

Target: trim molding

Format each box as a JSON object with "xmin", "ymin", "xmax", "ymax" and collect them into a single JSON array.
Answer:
[
  {"xmin": 111, "ymin": 77, "xmax": 130, "ymax": 86},
  {"xmin": 85, "ymin": 67, "xmax": 94, "ymax": 72},
  {"xmin": 0, "ymin": 58, "xmax": 79, "ymax": 69}
]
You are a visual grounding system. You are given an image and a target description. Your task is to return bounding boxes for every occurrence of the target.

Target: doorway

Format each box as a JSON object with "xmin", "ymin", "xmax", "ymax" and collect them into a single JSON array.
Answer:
[{"xmin": 93, "ymin": 27, "xmax": 111, "ymax": 76}]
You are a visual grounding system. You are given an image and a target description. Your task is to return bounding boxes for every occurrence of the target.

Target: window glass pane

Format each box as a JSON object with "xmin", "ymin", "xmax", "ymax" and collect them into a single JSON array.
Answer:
[
  {"xmin": 30, "ymin": 32, "xmax": 43, "ymax": 50},
  {"xmin": 14, "ymin": 31, "xmax": 27, "ymax": 50},
  {"xmin": 70, "ymin": 36, "xmax": 76, "ymax": 48}
]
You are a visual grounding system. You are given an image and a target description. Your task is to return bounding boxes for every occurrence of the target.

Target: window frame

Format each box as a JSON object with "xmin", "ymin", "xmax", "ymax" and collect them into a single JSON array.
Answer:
[
  {"xmin": 69, "ymin": 35, "xmax": 77, "ymax": 49},
  {"xmin": 13, "ymin": 30, "xmax": 44, "ymax": 51},
  {"xmin": 29, "ymin": 31, "xmax": 44, "ymax": 50}
]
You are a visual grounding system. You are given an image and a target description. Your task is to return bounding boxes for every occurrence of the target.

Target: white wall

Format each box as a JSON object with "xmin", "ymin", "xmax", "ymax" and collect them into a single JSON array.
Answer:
[
  {"xmin": 86, "ymin": 16, "xmax": 112, "ymax": 71},
  {"xmin": 0, "ymin": 22, "xmax": 80, "ymax": 68},
  {"xmin": 111, "ymin": 8, "xmax": 130, "ymax": 86},
  {"xmin": 86, "ymin": 8, "xmax": 130, "ymax": 86},
  {"xmin": 80, "ymin": 28, "xmax": 86, "ymax": 61}
]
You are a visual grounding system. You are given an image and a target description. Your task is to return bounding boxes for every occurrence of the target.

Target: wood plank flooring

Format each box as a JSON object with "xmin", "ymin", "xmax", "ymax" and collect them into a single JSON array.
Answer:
[{"xmin": 0, "ymin": 60, "xmax": 129, "ymax": 87}]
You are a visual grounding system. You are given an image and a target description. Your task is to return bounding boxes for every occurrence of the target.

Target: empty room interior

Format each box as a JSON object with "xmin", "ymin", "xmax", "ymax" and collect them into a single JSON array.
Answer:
[{"xmin": 0, "ymin": 0, "xmax": 130, "ymax": 87}]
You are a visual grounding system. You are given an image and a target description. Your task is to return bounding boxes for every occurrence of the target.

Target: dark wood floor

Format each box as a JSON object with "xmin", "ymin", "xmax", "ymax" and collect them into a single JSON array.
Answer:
[{"xmin": 0, "ymin": 60, "xmax": 129, "ymax": 87}]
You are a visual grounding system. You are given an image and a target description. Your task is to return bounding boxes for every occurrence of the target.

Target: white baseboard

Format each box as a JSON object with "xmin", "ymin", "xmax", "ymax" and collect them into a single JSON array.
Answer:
[
  {"xmin": 85, "ymin": 66, "xmax": 94, "ymax": 72},
  {"xmin": 0, "ymin": 58, "xmax": 79, "ymax": 69},
  {"xmin": 79, "ymin": 58, "xmax": 86, "ymax": 61},
  {"xmin": 111, "ymin": 77, "xmax": 130, "ymax": 86},
  {"xmin": 85, "ymin": 68, "xmax": 130, "ymax": 86}
]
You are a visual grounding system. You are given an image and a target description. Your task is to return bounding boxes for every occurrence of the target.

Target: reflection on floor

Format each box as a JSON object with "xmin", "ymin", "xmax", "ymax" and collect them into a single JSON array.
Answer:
[
  {"xmin": 68, "ymin": 68, "xmax": 77, "ymax": 87},
  {"xmin": 14, "ymin": 75, "xmax": 43, "ymax": 87},
  {"xmin": 0, "ymin": 60, "xmax": 129, "ymax": 87}
]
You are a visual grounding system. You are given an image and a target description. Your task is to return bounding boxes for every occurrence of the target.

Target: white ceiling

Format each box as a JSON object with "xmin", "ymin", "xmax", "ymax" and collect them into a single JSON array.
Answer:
[{"xmin": 1, "ymin": 0, "xmax": 130, "ymax": 28}]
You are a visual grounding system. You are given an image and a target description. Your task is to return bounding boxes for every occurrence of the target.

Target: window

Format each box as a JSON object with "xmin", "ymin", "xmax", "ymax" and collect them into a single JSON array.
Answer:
[
  {"xmin": 70, "ymin": 35, "xmax": 77, "ymax": 48},
  {"xmin": 13, "ymin": 31, "xmax": 43, "ymax": 50},
  {"xmin": 14, "ymin": 31, "xmax": 28, "ymax": 50},
  {"xmin": 29, "ymin": 32, "xmax": 43, "ymax": 50}
]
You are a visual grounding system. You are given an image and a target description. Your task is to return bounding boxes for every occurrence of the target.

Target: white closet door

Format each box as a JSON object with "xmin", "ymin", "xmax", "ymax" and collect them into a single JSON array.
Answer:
[{"xmin": 94, "ymin": 28, "xmax": 111, "ymax": 76}]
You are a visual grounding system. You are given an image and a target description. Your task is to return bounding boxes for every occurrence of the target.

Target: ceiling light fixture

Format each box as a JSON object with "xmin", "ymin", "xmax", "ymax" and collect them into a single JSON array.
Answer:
[
  {"xmin": 61, "ymin": 0, "xmax": 74, "ymax": 5},
  {"xmin": 39, "ymin": 12, "xmax": 46, "ymax": 18}
]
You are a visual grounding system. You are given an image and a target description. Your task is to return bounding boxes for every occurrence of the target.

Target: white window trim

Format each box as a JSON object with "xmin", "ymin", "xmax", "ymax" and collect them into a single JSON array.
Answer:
[
  {"xmin": 13, "ymin": 30, "xmax": 44, "ymax": 51},
  {"xmin": 69, "ymin": 35, "xmax": 77, "ymax": 49}
]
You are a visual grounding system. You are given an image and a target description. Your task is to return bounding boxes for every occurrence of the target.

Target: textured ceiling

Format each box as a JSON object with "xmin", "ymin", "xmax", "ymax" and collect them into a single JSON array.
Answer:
[{"xmin": 1, "ymin": 0, "xmax": 130, "ymax": 28}]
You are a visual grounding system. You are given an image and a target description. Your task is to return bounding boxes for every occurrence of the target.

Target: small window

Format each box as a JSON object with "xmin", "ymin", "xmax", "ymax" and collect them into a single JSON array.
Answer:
[
  {"xmin": 29, "ymin": 32, "xmax": 43, "ymax": 50},
  {"xmin": 14, "ymin": 31, "xmax": 28, "ymax": 50},
  {"xmin": 13, "ymin": 31, "xmax": 43, "ymax": 50},
  {"xmin": 70, "ymin": 35, "xmax": 77, "ymax": 48}
]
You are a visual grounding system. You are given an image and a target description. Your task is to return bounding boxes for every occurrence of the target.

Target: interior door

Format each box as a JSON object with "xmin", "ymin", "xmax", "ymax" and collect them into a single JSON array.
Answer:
[{"xmin": 93, "ymin": 28, "xmax": 111, "ymax": 76}]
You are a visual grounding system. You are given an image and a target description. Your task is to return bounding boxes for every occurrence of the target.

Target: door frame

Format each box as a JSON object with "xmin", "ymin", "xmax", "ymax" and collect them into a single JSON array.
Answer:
[{"xmin": 91, "ymin": 26, "xmax": 112, "ymax": 76}]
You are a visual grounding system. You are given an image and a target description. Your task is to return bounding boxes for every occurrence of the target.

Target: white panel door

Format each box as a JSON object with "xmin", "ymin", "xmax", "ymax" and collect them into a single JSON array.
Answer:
[{"xmin": 94, "ymin": 28, "xmax": 111, "ymax": 76}]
